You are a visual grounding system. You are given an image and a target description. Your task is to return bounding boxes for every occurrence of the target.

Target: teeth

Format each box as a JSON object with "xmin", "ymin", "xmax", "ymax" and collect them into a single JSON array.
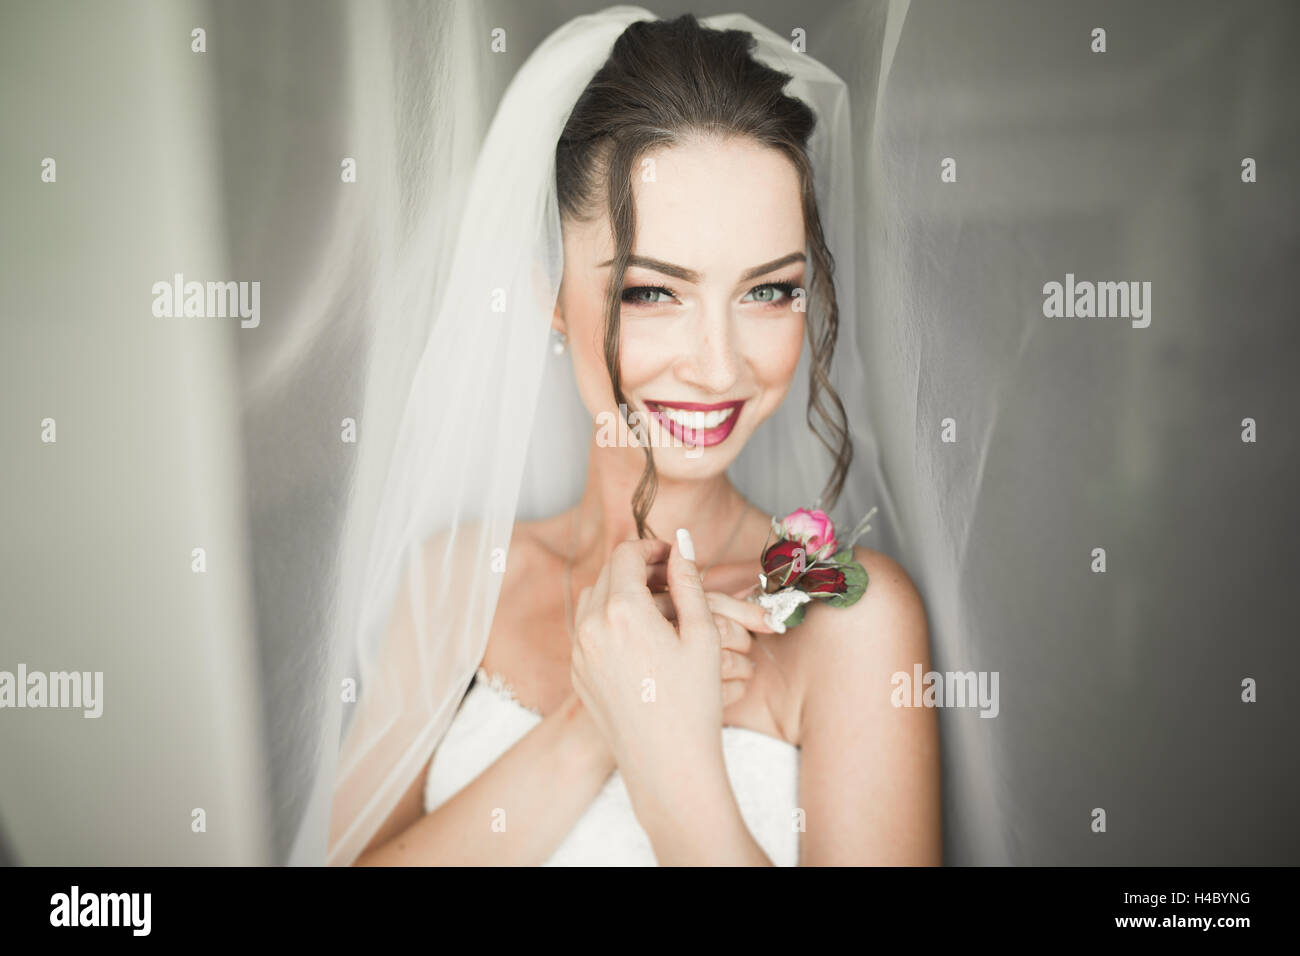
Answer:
[{"xmin": 654, "ymin": 405, "xmax": 735, "ymax": 430}]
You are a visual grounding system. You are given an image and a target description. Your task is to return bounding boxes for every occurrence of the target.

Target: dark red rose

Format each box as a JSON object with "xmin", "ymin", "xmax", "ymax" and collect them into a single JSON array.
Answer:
[
  {"xmin": 797, "ymin": 566, "xmax": 847, "ymax": 595},
  {"xmin": 761, "ymin": 538, "xmax": 810, "ymax": 592}
]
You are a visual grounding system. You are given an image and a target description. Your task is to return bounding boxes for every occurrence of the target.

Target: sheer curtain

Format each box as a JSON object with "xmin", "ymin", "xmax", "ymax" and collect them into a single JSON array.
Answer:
[
  {"xmin": 861, "ymin": 0, "xmax": 1300, "ymax": 863},
  {"xmin": 205, "ymin": 0, "xmax": 1297, "ymax": 864}
]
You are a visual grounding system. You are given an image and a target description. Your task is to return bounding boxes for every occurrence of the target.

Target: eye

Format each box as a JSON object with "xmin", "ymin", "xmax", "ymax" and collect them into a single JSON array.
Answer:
[
  {"xmin": 621, "ymin": 285, "xmax": 677, "ymax": 306},
  {"xmin": 741, "ymin": 281, "xmax": 798, "ymax": 306}
]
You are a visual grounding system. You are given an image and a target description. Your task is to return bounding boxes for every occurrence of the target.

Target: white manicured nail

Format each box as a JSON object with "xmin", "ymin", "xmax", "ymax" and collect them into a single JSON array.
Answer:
[{"xmin": 676, "ymin": 528, "xmax": 696, "ymax": 562}]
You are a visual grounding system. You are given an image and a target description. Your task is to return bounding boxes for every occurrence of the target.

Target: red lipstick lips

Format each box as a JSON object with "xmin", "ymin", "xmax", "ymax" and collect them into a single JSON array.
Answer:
[{"xmin": 644, "ymin": 399, "xmax": 745, "ymax": 448}]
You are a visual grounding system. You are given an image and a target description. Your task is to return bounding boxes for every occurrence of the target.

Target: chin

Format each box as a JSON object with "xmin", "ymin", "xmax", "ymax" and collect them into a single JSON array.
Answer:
[{"xmin": 647, "ymin": 445, "xmax": 742, "ymax": 481}]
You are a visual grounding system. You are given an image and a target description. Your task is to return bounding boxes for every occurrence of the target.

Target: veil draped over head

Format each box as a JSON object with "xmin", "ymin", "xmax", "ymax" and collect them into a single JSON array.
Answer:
[{"xmin": 326, "ymin": 4, "xmax": 909, "ymax": 866}]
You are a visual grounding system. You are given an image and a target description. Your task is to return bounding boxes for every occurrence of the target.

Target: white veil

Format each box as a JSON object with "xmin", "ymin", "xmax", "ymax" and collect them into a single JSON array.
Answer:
[{"xmin": 326, "ymin": 3, "xmax": 909, "ymax": 866}]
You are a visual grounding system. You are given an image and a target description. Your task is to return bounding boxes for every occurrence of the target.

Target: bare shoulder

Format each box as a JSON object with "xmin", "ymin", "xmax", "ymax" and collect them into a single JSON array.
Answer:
[
  {"xmin": 789, "ymin": 546, "xmax": 931, "ymax": 735},
  {"xmin": 797, "ymin": 546, "xmax": 928, "ymax": 659},
  {"xmin": 848, "ymin": 545, "xmax": 926, "ymax": 639},
  {"xmin": 790, "ymin": 546, "xmax": 942, "ymax": 864}
]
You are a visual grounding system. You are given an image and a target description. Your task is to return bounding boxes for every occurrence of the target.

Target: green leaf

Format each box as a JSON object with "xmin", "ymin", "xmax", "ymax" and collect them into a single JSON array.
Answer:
[
  {"xmin": 824, "ymin": 562, "xmax": 869, "ymax": 609},
  {"xmin": 782, "ymin": 603, "xmax": 807, "ymax": 629},
  {"xmin": 829, "ymin": 548, "xmax": 855, "ymax": 565}
]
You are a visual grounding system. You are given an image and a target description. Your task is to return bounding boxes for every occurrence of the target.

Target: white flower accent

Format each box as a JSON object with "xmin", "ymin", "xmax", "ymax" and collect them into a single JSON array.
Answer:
[{"xmin": 755, "ymin": 588, "xmax": 812, "ymax": 634}]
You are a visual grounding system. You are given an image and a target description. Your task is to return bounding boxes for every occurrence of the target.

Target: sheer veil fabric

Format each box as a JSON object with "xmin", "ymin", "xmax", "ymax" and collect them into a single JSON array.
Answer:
[{"xmin": 325, "ymin": 4, "xmax": 910, "ymax": 866}]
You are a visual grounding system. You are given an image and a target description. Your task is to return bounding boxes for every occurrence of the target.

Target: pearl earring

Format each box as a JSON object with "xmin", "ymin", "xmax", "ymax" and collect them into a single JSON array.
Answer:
[{"xmin": 551, "ymin": 328, "xmax": 568, "ymax": 356}]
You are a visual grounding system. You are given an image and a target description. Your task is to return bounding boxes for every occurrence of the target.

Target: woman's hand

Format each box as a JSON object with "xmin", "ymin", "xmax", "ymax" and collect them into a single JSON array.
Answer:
[
  {"xmin": 649, "ymin": 586, "xmax": 776, "ymax": 706},
  {"xmin": 568, "ymin": 530, "xmax": 728, "ymax": 795}
]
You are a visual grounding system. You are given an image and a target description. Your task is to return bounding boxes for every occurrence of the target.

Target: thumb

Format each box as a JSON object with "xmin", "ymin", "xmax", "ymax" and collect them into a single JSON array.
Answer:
[{"xmin": 669, "ymin": 528, "xmax": 716, "ymax": 643}]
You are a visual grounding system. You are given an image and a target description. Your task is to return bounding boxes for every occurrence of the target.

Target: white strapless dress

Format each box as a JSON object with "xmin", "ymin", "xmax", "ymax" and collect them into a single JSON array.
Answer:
[{"xmin": 424, "ymin": 668, "xmax": 802, "ymax": 865}]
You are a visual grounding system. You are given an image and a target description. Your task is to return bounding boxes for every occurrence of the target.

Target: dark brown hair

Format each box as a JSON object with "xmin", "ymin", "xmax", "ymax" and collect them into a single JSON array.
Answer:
[{"xmin": 556, "ymin": 14, "xmax": 851, "ymax": 537}]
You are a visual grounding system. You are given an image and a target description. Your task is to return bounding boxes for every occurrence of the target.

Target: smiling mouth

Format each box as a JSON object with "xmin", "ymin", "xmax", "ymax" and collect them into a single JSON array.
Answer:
[{"xmin": 644, "ymin": 399, "xmax": 746, "ymax": 448}]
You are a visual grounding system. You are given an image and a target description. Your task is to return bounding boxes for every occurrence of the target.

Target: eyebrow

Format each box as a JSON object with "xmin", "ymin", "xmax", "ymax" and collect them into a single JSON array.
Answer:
[
  {"xmin": 597, "ymin": 251, "xmax": 806, "ymax": 284},
  {"xmin": 740, "ymin": 252, "xmax": 806, "ymax": 281}
]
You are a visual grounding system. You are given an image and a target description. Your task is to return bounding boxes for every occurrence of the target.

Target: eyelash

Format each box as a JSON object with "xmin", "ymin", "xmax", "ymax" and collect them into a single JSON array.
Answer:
[{"xmin": 620, "ymin": 281, "xmax": 799, "ymax": 308}]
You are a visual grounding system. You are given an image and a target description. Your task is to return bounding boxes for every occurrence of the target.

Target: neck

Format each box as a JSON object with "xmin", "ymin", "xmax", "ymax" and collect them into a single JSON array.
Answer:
[{"xmin": 570, "ymin": 439, "xmax": 748, "ymax": 569}]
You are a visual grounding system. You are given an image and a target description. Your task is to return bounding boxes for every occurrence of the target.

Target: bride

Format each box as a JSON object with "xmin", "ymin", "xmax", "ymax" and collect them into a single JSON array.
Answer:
[{"xmin": 329, "ymin": 7, "xmax": 939, "ymax": 866}]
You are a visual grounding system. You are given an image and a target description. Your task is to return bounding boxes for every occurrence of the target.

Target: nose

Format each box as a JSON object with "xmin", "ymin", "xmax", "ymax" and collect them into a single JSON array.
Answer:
[{"xmin": 675, "ymin": 299, "xmax": 740, "ymax": 395}]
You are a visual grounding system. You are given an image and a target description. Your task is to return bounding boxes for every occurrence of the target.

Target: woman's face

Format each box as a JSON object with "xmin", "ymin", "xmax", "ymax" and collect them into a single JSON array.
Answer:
[{"xmin": 555, "ymin": 135, "xmax": 807, "ymax": 481}]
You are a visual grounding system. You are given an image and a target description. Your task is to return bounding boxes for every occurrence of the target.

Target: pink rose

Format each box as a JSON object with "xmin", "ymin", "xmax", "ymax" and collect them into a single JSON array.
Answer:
[{"xmin": 778, "ymin": 508, "xmax": 838, "ymax": 561}]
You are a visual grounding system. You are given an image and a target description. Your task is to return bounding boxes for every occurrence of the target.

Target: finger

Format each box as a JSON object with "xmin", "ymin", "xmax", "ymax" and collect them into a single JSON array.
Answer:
[
  {"xmin": 656, "ymin": 599, "xmax": 748, "ymax": 635},
  {"xmin": 720, "ymin": 648, "xmax": 755, "ymax": 681},
  {"xmin": 714, "ymin": 615, "xmax": 753, "ymax": 655},
  {"xmin": 722, "ymin": 680, "xmax": 746, "ymax": 707},
  {"xmin": 706, "ymin": 591, "xmax": 777, "ymax": 634},
  {"xmin": 659, "ymin": 597, "xmax": 754, "ymax": 629},
  {"xmin": 608, "ymin": 538, "xmax": 673, "ymax": 598},
  {"xmin": 654, "ymin": 591, "xmax": 767, "ymax": 635},
  {"xmin": 668, "ymin": 528, "xmax": 715, "ymax": 643}
]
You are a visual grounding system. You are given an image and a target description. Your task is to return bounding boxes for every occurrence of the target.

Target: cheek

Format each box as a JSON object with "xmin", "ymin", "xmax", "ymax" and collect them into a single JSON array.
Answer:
[
  {"xmin": 560, "ymin": 283, "xmax": 617, "ymax": 413},
  {"xmin": 747, "ymin": 316, "xmax": 804, "ymax": 392},
  {"xmin": 616, "ymin": 322, "xmax": 676, "ymax": 387},
  {"xmin": 565, "ymin": 306, "xmax": 674, "ymax": 414},
  {"xmin": 570, "ymin": 326, "xmax": 615, "ymax": 412}
]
